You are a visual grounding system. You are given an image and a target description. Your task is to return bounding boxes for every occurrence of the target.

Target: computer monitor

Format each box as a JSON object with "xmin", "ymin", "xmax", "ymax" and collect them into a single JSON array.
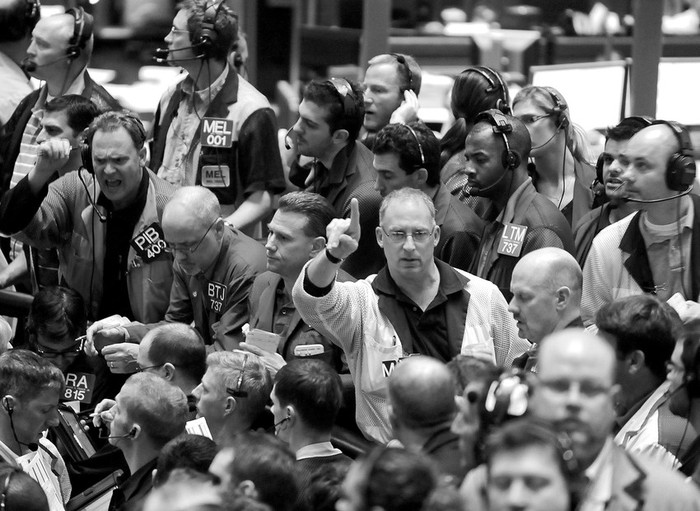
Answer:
[
  {"xmin": 656, "ymin": 57, "xmax": 700, "ymax": 128},
  {"xmin": 529, "ymin": 60, "xmax": 628, "ymax": 133}
]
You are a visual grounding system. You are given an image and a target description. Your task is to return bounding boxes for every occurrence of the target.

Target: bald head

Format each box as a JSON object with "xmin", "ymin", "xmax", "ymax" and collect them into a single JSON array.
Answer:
[
  {"xmin": 631, "ymin": 124, "xmax": 681, "ymax": 159},
  {"xmin": 388, "ymin": 356, "xmax": 456, "ymax": 430},
  {"xmin": 515, "ymin": 247, "xmax": 582, "ymax": 296},
  {"xmin": 163, "ymin": 186, "xmax": 221, "ymax": 231}
]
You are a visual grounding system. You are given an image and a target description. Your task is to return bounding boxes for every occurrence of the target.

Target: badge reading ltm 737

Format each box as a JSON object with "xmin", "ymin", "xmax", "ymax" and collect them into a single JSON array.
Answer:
[{"xmin": 201, "ymin": 118, "xmax": 234, "ymax": 148}]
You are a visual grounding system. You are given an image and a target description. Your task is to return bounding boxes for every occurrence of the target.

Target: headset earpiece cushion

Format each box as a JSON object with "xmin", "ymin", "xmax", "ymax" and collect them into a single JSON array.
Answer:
[
  {"xmin": 81, "ymin": 143, "xmax": 93, "ymax": 174},
  {"xmin": 502, "ymin": 150, "xmax": 520, "ymax": 170},
  {"xmin": 596, "ymin": 153, "xmax": 605, "ymax": 183},
  {"xmin": 682, "ymin": 337, "xmax": 700, "ymax": 399},
  {"xmin": 667, "ymin": 153, "xmax": 697, "ymax": 191}
]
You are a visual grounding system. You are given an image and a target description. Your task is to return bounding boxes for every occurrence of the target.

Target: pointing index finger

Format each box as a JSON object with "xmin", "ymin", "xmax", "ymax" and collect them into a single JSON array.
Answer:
[{"xmin": 348, "ymin": 197, "xmax": 360, "ymax": 232}]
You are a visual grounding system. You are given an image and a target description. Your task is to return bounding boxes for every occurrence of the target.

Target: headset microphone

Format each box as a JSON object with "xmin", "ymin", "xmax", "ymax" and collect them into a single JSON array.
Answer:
[
  {"xmin": 106, "ymin": 427, "xmax": 137, "ymax": 440},
  {"xmin": 283, "ymin": 127, "xmax": 294, "ymax": 150},
  {"xmin": 623, "ymin": 184, "xmax": 693, "ymax": 204},
  {"xmin": 273, "ymin": 416, "xmax": 290, "ymax": 432},
  {"xmin": 21, "ymin": 55, "xmax": 74, "ymax": 73},
  {"xmin": 153, "ymin": 47, "xmax": 205, "ymax": 64},
  {"xmin": 5, "ymin": 401, "xmax": 39, "ymax": 452}
]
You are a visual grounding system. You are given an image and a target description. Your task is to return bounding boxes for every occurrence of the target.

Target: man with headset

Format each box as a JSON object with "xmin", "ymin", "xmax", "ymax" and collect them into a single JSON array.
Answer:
[
  {"xmin": 0, "ymin": 111, "xmax": 177, "ymax": 323},
  {"xmin": 465, "ymin": 109, "xmax": 574, "ymax": 302},
  {"xmin": 573, "ymin": 116, "xmax": 651, "ymax": 266},
  {"xmin": 0, "ymin": 95, "xmax": 100, "ymax": 293},
  {"xmin": 150, "ymin": 0, "xmax": 285, "ymax": 236},
  {"xmin": 0, "ymin": 8, "xmax": 119, "ymax": 196},
  {"xmin": 0, "ymin": 350, "xmax": 69, "ymax": 511},
  {"xmin": 288, "ymin": 78, "xmax": 383, "ymax": 279},
  {"xmin": 361, "ymin": 52, "xmax": 422, "ymax": 149},
  {"xmin": 93, "ymin": 373, "xmax": 188, "ymax": 511},
  {"xmin": 0, "ymin": 0, "xmax": 39, "ymax": 124},
  {"xmin": 581, "ymin": 121, "xmax": 698, "ymax": 326}
]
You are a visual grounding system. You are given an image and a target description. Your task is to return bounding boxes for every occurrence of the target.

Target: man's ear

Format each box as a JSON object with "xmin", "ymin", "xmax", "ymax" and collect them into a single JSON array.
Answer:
[
  {"xmin": 130, "ymin": 424, "xmax": 141, "ymax": 439},
  {"xmin": 237, "ymin": 480, "xmax": 258, "ymax": 499},
  {"xmin": 627, "ymin": 350, "xmax": 646, "ymax": 374},
  {"xmin": 162, "ymin": 362, "xmax": 176, "ymax": 381},
  {"xmin": 413, "ymin": 168, "xmax": 428, "ymax": 186},
  {"xmin": 555, "ymin": 286, "xmax": 571, "ymax": 310},
  {"xmin": 224, "ymin": 395, "xmax": 237, "ymax": 416},
  {"xmin": 331, "ymin": 129, "xmax": 350, "ymax": 145},
  {"xmin": 138, "ymin": 146, "xmax": 147, "ymax": 166},
  {"xmin": 309, "ymin": 236, "xmax": 326, "ymax": 258},
  {"xmin": 375, "ymin": 226, "xmax": 384, "ymax": 248},
  {"xmin": 432, "ymin": 225, "xmax": 441, "ymax": 247}
]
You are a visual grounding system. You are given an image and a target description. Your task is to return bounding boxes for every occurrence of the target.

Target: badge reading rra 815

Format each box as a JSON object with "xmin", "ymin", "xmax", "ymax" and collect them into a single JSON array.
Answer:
[
  {"xmin": 201, "ymin": 117, "xmax": 234, "ymax": 148},
  {"xmin": 130, "ymin": 222, "xmax": 167, "ymax": 262}
]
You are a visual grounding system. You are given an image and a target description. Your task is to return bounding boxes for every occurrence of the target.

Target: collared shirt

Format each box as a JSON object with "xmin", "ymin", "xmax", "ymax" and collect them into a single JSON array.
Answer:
[
  {"xmin": 580, "ymin": 437, "xmax": 615, "ymax": 511},
  {"xmin": 476, "ymin": 179, "xmax": 531, "ymax": 276},
  {"xmin": 371, "ymin": 261, "xmax": 468, "ymax": 361},
  {"xmin": 638, "ymin": 197, "xmax": 694, "ymax": 301},
  {"xmin": 157, "ymin": 66, "xmax": 229, "ymax": 187},
  {"xmin": 296, "ymin": 441, "xmax": 343, "ymax": 461},
  {"xmin": 273, "ymin": 281, "xmax": 295, "ymax": 337}
]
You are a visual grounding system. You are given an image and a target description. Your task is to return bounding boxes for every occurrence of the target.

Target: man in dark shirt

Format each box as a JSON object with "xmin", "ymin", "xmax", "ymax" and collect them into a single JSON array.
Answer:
[
  {"xmin": 240, "ymin": 191, "xmax": 347, "ymax": 376},
  {"xmin": 466, "ymin": 109, "xmax": 573, "ymax": 301},
  {"xmin": 94, "ymin": 373, "xmax": 188, "ymax": 511},
  {"xmin": 288, "ymin": 78, "xmax": 383, "ymax": 279},
  {"xmin": 372, "ymin": 121, "xmax": 483, "ymax": 271},
  {"xmin": 0, "ymin": 111, "xmax": 176, "ymax": 323},
  {"xmin": 271, "ymin": 359, "xmax": 350, "ymax": 495},
  {"xmin": 88, "ymin": 186, "xmax": 265, "ymax": 356}
]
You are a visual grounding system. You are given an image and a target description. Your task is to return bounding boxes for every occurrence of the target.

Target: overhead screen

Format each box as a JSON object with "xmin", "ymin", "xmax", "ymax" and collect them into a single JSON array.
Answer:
[
  {"xmin": 529, "ymin": 60, "xmax": 628, "ymax": 133},
  {"xmin": 656, "ymin": 58, "xmax": 700, "ymax": 127}
]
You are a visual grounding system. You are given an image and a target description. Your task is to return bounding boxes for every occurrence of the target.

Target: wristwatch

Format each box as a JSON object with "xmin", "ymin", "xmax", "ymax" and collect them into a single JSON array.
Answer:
[{"xmin": 325, "ymin": 248, "xmax": 344, "ymax": 264}]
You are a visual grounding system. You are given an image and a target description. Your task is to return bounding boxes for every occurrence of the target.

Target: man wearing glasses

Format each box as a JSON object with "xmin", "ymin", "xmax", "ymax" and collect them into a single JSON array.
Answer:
[
  {"xmin": 89, "ymin": 186, "xmax": 265, "ymax": 360},
  {"xmin": 150, "ymin": 0, "xmax": 285, "ymax": 236},
  {"xmin": 524, "ymin": 328, "xmax": 700, "ymax": 511},
  {"xmin": 293, "ymin": 189, "xmax": 525, "ymax": 443}
]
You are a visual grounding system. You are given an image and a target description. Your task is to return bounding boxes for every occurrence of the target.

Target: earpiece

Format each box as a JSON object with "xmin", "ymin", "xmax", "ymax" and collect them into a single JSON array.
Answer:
[
  {"xmin": 681, "ymin": 336, "xmax": 700, "ymax": 399},
  {"xmin": 194, "ymin": 2, "xmax": 224, "ymax": 60},
  {"xmin": 652, "ymin": 120, "xmax": 697, "ymax": 192},
  {"xmin": 483, "ymin": 369, "xmax": 529, "ymax": 427},
  {"xmin": 2, "ymin": 397, "xmax": 12, "ymax": 414},
  {"xmin": 65, "ymin": 8, "xmax": 93, "ymax": 61},
  {"xmin": 541, "ymin": 86, "xmax": 569, "ymax": 131},
  {"xmin": 463, "ymin": 66, "xmax": 511, "ymax": 115},
  {"xmin": 475, "ymin": 109, "xmax": 521, "ymax": 170}
]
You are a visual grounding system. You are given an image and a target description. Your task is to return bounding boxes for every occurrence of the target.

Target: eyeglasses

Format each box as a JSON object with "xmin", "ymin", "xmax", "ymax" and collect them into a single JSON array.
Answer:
[
  {"xmin": 226, "ymin": 353, "xmax": 248, "ymax": 398},
  {"xmin": 538, "ymin": 378, "xmax": 611, "ymax": 398},
  {"xmin": 137, "ymin": 363, "xmax": 164, "ymax": 372},
  {"xmin": 517, "ymin": 113, "xmax": 552, "ymax": 125},
  {"xmin": 169, "ymin": 26, "xmax": 189, "ymax": 35},
  {"xmin": 380, "ymin": 226, "xmax": 436, "ymax": 244},
  {"xmin": 164, "ymin": 218, "xmax": 219, "ymax": 254},
  {"xmin": 35, "ymin": 335, "xmax": 86, "ymax": 358}
]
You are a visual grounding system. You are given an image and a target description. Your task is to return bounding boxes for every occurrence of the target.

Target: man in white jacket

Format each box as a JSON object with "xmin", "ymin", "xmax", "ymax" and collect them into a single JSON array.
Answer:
[{"xmin": 293, "ymin": 188, "xmax": 526, "ymax": 443}]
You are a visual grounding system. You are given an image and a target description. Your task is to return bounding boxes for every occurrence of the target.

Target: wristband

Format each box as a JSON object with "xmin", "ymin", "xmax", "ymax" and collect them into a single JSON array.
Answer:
[{"xmin": 325, "ymin": 248, "xmax": 344, "ymax": 264}]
